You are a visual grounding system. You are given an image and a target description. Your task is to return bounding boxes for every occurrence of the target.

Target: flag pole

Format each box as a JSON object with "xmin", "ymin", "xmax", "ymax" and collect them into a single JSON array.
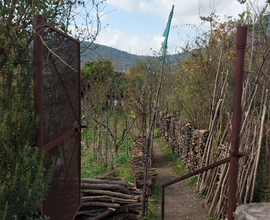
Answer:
[{"xmin": 142, "ymin": 5, "xmax": 174, "ymax": 217}]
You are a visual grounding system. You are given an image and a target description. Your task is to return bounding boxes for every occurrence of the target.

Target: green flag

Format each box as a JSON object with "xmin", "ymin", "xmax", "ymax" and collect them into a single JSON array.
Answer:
[{"xmin": 161, "ymin": 5, "xmax": 174, "ymax": 59}]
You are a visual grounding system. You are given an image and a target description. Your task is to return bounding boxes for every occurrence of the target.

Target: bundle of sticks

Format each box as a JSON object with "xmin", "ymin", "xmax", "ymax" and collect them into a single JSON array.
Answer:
[
  {"xmin": 131, "ymin": 134, "xmax": 157, "ymax": 192},
  {"xmin": 198, "ymin": 103, "xmax": 268, "ymax": 219},
  {"xmin": 196, "ymin": 75, "xmax": 269, "ymax": 219},
  {"xmin": 76, "ymin": 171, "xmax": 142, "ymax": 220}
]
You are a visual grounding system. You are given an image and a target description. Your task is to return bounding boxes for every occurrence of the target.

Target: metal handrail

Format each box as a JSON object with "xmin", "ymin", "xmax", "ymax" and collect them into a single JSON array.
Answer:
[{"xmin": 161, "ymin": 153, "xmax": 245, "ymax": 220}]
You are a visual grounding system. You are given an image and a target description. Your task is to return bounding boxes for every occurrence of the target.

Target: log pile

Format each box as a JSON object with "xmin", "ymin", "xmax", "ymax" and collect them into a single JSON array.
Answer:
[
  {"xmin": 158, "ymin": 111, "xmax": 173, "ymax": 142},
  {"xmin": 188, "ymin": 129, "xmax": 209, "ymax": 172},
  {"xmin": 176, "ymin": 120, "xmax": 192, "ymax": 166},
  {"xmin": 76, "ymin": 172, "xmax": 142, "ymax": 220},
  {"xmin": 131, "ymin": 134, "xmax": 157, "ymax": 193},
  {"xmin": 167, "ymin": 118, "xmax": 181, "ymax": 155},
  {"xmin": 158, "ymin": 111, "xmax": 208, "ymax": 173}
]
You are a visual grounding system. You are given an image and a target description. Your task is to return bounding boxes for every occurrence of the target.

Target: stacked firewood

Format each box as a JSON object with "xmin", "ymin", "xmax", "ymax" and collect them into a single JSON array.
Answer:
[
  {"xmin": 177, "ymin": 120, "xmax": 192, "ymax": 166},
  {"xmin": 158, "ymin": 111, "xmax": 174, "ymax": 142},
  {"xmin": 167, "ymin": 118, "xmax": 181, "ymax": 155},
  {"xmin": 131, "ymin": 134, "xmax": 157, "ymax": 192},
  {"xmin": 187, "ymin": 129, "xmax": 209, "ymax": 172},
  {"xmin": 76, "ymin": 171, "xmax": 142, "ymax": 220},
  {"xmin": 158, "ymin": 112, "xmax": 209, "ymax": 172}
]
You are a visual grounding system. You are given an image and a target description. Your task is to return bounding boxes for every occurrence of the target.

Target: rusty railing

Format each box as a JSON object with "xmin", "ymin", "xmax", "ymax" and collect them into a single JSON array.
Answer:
[{"xmin": 161, "ymin": 154, "xmax": 244, "ymax": 220}]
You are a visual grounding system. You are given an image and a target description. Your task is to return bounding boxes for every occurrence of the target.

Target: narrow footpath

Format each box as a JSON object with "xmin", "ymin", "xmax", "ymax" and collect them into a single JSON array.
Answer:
[{"xmin": 152, "ymin": 141, "xmax": 208, "ymax": 220}]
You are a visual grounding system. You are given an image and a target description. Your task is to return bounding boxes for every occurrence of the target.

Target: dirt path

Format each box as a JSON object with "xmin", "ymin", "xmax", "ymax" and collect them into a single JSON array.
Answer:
[{"xmin": 152, "ymin": 141, "xmax": 208, "ymax": 220}]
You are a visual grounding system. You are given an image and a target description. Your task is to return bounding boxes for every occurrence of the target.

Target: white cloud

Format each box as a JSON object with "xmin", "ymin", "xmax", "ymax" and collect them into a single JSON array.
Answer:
[
  {"xmin": 106, "ymin": 0, "xmax": 265, "ymax": 25},
  {"xmin": 105, "ymin": 0, "xmax": 141, "ymax": 11},
  {"xmin": 139, "ymin": 1, "xmax": 152, "ymax": 13},
  {"xmin": 96, "ymin": 27, "xmax": 166, "ymax": 55},
  {"xmin": 97, "ymin": 0, "xmax": 267, "ymax": 55}
]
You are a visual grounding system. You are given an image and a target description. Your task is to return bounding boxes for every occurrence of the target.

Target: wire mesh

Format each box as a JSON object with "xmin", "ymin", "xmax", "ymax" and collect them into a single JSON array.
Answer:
[
  {"xmin": 43, "ymin": 27, "xmax": 80, "ymax": 145},
  {"xmin": 42, "ymin": 26, "xmax": 80, "ymax": 220},
  {"xmin": 43, "ymin": 132, "xmax": 80, "ymax": 219}
]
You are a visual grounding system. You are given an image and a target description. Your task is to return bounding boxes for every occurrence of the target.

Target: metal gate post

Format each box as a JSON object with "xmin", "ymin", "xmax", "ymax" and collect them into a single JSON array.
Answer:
[
  {"xmin": 161, "ymin": 187, "xmax": 164, "ymax": 220},
  {"xmin": 227, "ymin": 26, "xmax": 247, "ymax": 220},
  {"xmin": 34, "ymin": 14, "xmax": 44, "ymax": 151}
]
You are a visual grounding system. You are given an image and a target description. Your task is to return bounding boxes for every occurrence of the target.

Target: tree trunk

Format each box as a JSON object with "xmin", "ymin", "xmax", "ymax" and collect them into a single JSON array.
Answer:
[
  {"xmin": 97, "ymin": 112, "xmax": 103, "ymax": 163},
  {"xmin": 93, "ymin": 121, "xmax": 96, "ymax": 162},
  {"xmin": 105, "ymin": 111, "xmax": 109, "ymax": 167}
]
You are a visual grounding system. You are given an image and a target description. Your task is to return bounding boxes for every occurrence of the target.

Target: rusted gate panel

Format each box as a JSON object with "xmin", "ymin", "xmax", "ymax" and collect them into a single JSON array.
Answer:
[{"xmin": 34, "ymin": 15, "xmax": 81, "ymax": 220}]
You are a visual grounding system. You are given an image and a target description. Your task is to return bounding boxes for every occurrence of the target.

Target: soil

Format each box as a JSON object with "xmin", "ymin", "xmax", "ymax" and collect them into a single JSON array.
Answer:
[{"xmin": 152, "ymin": 141, "xmax": 208, "ymax": 220}]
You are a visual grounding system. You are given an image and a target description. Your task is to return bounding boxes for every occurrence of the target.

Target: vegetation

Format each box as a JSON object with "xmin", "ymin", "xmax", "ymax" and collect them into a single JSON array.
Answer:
[
  {"xmin": 0, "ymin": 146, "xmax": 54, "ymax": 219},
  {"xmin": 198, "ymin": 193, "xmax": 205, "ymax": 201},
  {"xmin": 0, "ymin": 0, "xmax": 106, "ymax": 219},
  {"xmin": 0, "ymin": 0, "xmax": 62, "ymax": 217},
  {"xmin": 157, "ymin": 138, "xmax": 185, "ymax": 176},
  {"xmin": 81, "ymin": 120, "xmax": 135, "ymax": 182},
  {"xmin": 81, "ymin": 42, "xmax": 183, "ymax": 71},
  {"xmin": 74, "ymin": 1, "xmax": 270, "ymax": 218},
  {"xmin": 186, "ymin": 176, "xmax": 198, "ymax": 187},
  {"xmin": 154, "ymin": 128, "xmax": 160, "ymax": 138},
  {"xmin": 206, "ymin": 211, "xmax": 219, "ymax": 220},
  {"xmin": 2, "ymin": 0, "xmax": 270, "ymax": 218},
  {"xmin": 141, "ymin": 181, "xmax": 161, "ymax": 220}
]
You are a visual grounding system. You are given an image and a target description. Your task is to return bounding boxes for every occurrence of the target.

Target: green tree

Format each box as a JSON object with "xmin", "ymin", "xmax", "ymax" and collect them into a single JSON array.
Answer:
[
  {"xmin": 81, "ymin": 59, "xmax": 130, "ymax": 159},
  {"xmin": 81, "ymin": 59, "xmax": 115, "ymax": 93}
]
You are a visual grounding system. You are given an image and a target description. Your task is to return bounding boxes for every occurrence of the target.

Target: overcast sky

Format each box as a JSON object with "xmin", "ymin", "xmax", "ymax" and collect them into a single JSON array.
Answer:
[{"xmin": 90, "ymin": 0, "xmax": 267, "ymax": 56}]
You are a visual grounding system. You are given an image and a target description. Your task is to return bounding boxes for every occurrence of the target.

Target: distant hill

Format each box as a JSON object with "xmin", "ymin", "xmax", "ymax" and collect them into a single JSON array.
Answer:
[{"xmin": 80, "ymin": 41, "xmax": 186, "ymax": 71}]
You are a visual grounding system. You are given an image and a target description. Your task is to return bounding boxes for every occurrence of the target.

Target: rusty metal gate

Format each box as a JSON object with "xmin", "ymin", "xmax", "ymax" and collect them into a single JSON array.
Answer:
[{"xmin": 34, "ymin": 15, "xmax": 81, "ymax": 220}]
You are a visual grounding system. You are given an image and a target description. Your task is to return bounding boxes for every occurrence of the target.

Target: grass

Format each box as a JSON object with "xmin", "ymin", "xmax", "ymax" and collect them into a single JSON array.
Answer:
[
  {"xmin": 115, "ymin": 165, "xmax": 133, "ymax": 182},
  {"xmin": 113, "ymin": 141, "xmax": 134, "ymax": 182},
  {"xmin": 154, "ymin": 128, "xmax": 160, "ymax": 138},
  {"xmin": 81, "ymin": 130, "xmax": 135, "ymax": 182},
  {"xmin": 81, "ymin": 148, "xmax": 108, "ymax": 178},
  {"xmin": 156, "ymin": 138, "xmax": 185, "ymax": 176},
  {"xmin": 81, "ymin": 147, "xmax": 134, "ymax": 182},
  {"xmin": 186, "ymin": 175, "xmax": 198, "ymax": 186},
  {"xmin": 205, "ymin": 211, "xmax": 219, "ymax": 220},
  {"xmin": 198, "ymin": 193, "xmax": 205, "ymax": 201}
]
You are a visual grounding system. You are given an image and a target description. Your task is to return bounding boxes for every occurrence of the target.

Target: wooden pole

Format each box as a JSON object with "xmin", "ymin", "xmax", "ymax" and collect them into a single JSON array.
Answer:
[{"xmin": 142, "ymin": 5, "xmax": 174, "ymax": 217}]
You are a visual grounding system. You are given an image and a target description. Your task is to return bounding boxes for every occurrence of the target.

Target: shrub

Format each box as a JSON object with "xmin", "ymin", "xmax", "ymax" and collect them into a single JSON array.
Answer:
[
  {"xmin": 154, "ymin": 128, "xmax": 160, "ymax": 138},
  {"xmin": 186, "ymin": 176, "xmax": 198, "ymax": 186},
  {"xmin": 0, "ymin": 146, "xmax": 54, "ymax": 219}
]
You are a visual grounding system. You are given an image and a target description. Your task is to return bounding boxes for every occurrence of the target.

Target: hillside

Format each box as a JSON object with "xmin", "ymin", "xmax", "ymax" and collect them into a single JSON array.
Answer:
[{"xmin": 81, "ymin": 41, "xmax": 185, "ymax": 71}]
